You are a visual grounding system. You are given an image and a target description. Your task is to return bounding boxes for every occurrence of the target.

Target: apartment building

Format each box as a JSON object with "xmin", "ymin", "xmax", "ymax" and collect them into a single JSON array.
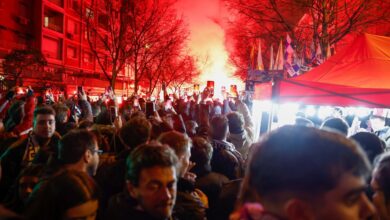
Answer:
[{"xmin": 0, "ymin": 0, "xmax": 129, "ymax": 96}]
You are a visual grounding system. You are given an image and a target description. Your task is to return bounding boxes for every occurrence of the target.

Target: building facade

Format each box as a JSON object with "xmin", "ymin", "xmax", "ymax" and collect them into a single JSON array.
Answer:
[{"xmin": 0, "ymin": 0, "xmax": 130, "ymax": 97}]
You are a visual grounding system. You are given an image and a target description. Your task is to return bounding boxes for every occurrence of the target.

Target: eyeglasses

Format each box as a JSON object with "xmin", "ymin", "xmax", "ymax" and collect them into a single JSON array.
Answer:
[{"xmin": 89, "ymin": 149, "xmax": 103, "ymax": 155}]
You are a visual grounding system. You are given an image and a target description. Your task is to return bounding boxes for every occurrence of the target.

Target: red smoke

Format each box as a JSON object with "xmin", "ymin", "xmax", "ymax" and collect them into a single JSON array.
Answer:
[{"xmin": 175, "ymin": 0, "xmax": 243, "ymax": 93}]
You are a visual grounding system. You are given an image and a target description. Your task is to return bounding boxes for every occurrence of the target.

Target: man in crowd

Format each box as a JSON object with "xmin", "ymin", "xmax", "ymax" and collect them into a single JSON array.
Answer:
[
  {"xmin": 226, "ymin": 106, "xmax": 254, "ymax": 160},
  {"xmin": 94, "ymin": 116, "xmax": 152, "ymax": 216},
  {"xmin": 0, "ymin": 106, "xmax": 60, "ymax": 199},
  {"xmin": 107, "ymin": 143, "xmax": 178, "ymax": 220},
  {"xmin": 190, "ymin": 136, "xmax": 229, "ymax": 219},
  {"xmin": 57, "ymin": 129, "xmax": 100, "ymax": 176},
  {"xmin": 159, "ymin": 131, "xmax": 208, "ymax": 220},
  {"xmin": 320, "ymin": 117, "xmax": 350, "ymax": 136},
  {"xmin": 209, "ymin": 115, "xmax": 244, "ymax": 180},
  {"xmin": 232, "ymin": 125, "xmax": 376, "ymax": 220}
]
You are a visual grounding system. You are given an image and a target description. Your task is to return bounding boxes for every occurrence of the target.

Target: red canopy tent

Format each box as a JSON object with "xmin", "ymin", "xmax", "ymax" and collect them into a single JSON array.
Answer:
[{"xmin": 274, "ymin": 33, "xmax": 390, "ymax": 108}]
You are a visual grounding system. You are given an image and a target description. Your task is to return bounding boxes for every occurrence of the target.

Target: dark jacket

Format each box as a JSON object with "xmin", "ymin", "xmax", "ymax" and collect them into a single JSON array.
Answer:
[
  {"xmin": 214, "ymin": 179, "xmax": 242, "ymax": 220},
  {"xmin": 210, "ymin": 139, "xmax": 244, "ymax": 180},
  {"xmin": 195, "ymin": 170, "xmax": 229, "ymax": 220},
  {"xmin": 174, "ymin": 178, "xmax": 207, "ymax": 220},
  {"xmin": 94, "ymin": 149, "xmax": 129, "ymax": 218},
  {"xmin": 106, "ymin": 191, "xmax": 176, "ymax": 220}
]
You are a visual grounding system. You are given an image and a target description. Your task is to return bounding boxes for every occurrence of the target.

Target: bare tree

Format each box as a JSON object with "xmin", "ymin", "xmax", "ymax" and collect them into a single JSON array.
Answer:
[
  {"xmin": 84, "ymin": 0, "xmax": 189, "ymax": 94},
  {"xmin": 83, "ymin": 0, "xmax": 134, "ymax": 92},
  {"xmin": 139, "ymin": 9, "xmax": 189, "ymax": 94},
  {"xmin": 2, "ymin": 49, "xmax": 47, "ymax": 87},
  {"xmin": 225, "ymin": 0, "xmax": 390, "ymax": 76},
  {"xmin": 126, "ymin": 0, "xmax": 190, "ymax": 94},
  {"xmin": 162, "ymin": 55, "xmax": 199, "ymax": 93}
]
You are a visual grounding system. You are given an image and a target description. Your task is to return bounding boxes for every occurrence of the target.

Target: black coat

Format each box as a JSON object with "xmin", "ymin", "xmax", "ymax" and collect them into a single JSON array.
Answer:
[{"xmin": 106, "ymin": 191, "xmax": 177, "ymax": 220}]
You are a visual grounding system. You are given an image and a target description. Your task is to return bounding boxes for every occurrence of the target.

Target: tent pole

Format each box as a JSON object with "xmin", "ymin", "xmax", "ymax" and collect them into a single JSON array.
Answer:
[
  {"xmin": 267, "ymin": 99, "xmax": 274, "ymax": 132},
  {"xmin": 267, "ymin": 77, "xmax": 280, "ymax": 132}
]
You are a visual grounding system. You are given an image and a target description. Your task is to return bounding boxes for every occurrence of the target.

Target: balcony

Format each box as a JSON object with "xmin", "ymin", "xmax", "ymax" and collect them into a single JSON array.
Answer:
[
  {"xmin": 44, "ymin": 7, "xmax": 64, "ymax": 33},
  {"xmin": 47, "ymin": 0, "xmax": 64, "ymax": 7}
]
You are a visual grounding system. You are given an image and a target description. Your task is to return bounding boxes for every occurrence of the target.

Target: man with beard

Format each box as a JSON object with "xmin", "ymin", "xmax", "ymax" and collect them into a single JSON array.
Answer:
[{"xmin": 0, "ymin": 106, "xmax": 60, "ymax": 199}]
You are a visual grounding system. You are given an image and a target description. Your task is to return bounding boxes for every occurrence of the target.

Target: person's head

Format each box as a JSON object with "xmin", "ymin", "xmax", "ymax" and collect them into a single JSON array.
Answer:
[
  {"xmin": 320, "ymin": 117, "xmax": 349, "ymax": 136},
  {"xmin": 91, "ymin": 103, "xmax": 101, "ymax": 118},
  {"xmin": 78, "ymin": 120, "xmax": 94, "ymax": 130},
  {"xmin": 150, "ymin": 119, "xmax": 174, "ymax": 140},
  {"xmin": 350, "ymin": 132, "xmax": 384, "ymax": 164},
  {"xmin": 210, "ymin": 115, "xmax": 229, "ymax": 140},
  {"xmin": 332, "ymin": 107, "xmax": 344, "ymax": 118},
  {"xmin": 227, "ymin": 112, "xmax": 245, "ymax": 134},
  {"xmin": 369, "ymin": 109, "xmax": 387, "ymax": 131},
  {"xmin": 53, "ymin": 103, "xmax": 69, "ymax": 124},
  {"xmin": 295, "ymin": 116, "xmax": 314, "ymax": 127},
  {"xmin": 245, "ymin": 125, "xmax": 375, "ymax": 220},
  {"xmin": 190, "ymin": 137, "xmax": 213, "ymax": 174},
  {"xmin": 119, "ymin": 116, "xmax": 152, "ymax": 150},
  {"xmin": 185, "ymin": 120, "xmax": 198, "ymax": 137},
  {"xmin": 17, "ymin": 164, "xmax": 44, "ymax": 204},
  {"xmin": 26, "ymin": 170, "xmax": 99, "ymax": 220},
  {"xmin": 126, "ymin": 143, "xmax": 178, "ymax": 219},
  {"xmin": 58, "ymin": 129, "xmax": 100, "ymax": 176},
  {"xmin": 4, "ymin": 100, "xmax": 25, "ymax": 132},
  {"xmin": 372, "ymin": 152, "xmax": 390, "ymax": 220},
  {"xmin": 95, "ymin": 109, "xmax": 112, "ymax": 125},
  {"xmin": 33, "ymin": 106, "xmax": 56, "ymax": 139},
  {"xmin": 158, "ymin": 131, "xmax": 192, "ymax": 177},
  {"xmin": 130, "ymin": 110, "xmax": 146, "ymax": 120}
]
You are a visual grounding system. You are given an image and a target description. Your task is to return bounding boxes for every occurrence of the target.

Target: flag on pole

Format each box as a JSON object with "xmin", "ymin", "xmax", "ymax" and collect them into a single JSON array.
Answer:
[
  {"xmin": 316, "ymin": 42, "xmax": 322, "ymax": 59},
  {"xmin": 284, "ymin": 34, "xmax": 300, "ymax": 77},
  {"xmin": 274, "ymin": 39, "xmax": 284, "ymax": 70},
  {"xmin": 249, "ymin": 43, "xmax": 256, "ymax": 70},
  {"xmin": 300, "ymin": 44, "xmax": 312, "ymax": 73},
  {"xmin": 257, "ymin": 39, "xmax": 264, "ymax": 71},
  {"xmin": 310, "ymin": 41, "xmax": 316, "ymax": 61},
  {"xmin": 312, "ymin": 42, "xmax": 323, "ymax": 66},
  {"xmin": 326, "ymin": 43, "xmax": 331, "ymax": 59},
  {"xmin": 269, "ymin": 45, "xmax": 274, "ymax": 71},
  {"xmin": 285, "ymin": 34, "xmax": 294, "ymax": 66}
]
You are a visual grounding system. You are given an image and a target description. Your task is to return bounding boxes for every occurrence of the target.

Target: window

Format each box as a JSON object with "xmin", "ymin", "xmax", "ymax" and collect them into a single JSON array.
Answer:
[
  {"xmin": 68, "ymin": 0, "xmax": 80, "ymax": 11},
  {"xmin": 43, "ymin": 7, "xmax": 64, "ymax": 33},
  {"xmin": 98, "ymin": 13, "xmax": 109, "ymax": 30},
  {"xmin": 42, "ymin": 36, "xmax": 62, "ymax": 60},
  {"xmin": 44, "ymin": 17, "xmax": 49, "ymax": 28},
  {"xmin": 67, "ymin": 46, "xmax": 78, "ymax": 59},
  {"xmin": 83, "ymin": 51, "xmax": 93, "ymax": 63},
  {"xmin": 67, "ymin": 19, "xmax": 79, "ymax": 37},
  {"xmin": 84, "ymin": 29, "xmax": 95, "ymax": 40}
]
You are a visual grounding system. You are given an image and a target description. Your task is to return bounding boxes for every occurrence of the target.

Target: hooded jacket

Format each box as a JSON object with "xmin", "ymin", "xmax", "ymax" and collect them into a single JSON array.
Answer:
[{"xmin": 227, "ymin": 101, "xmax": 254, "ymax": 160}]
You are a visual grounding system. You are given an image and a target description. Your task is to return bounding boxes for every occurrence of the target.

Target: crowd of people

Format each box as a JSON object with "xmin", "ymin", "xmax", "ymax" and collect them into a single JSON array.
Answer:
[{"xmin": 0, "ymin": 85, "xmax": 389, "ymax": 220}]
